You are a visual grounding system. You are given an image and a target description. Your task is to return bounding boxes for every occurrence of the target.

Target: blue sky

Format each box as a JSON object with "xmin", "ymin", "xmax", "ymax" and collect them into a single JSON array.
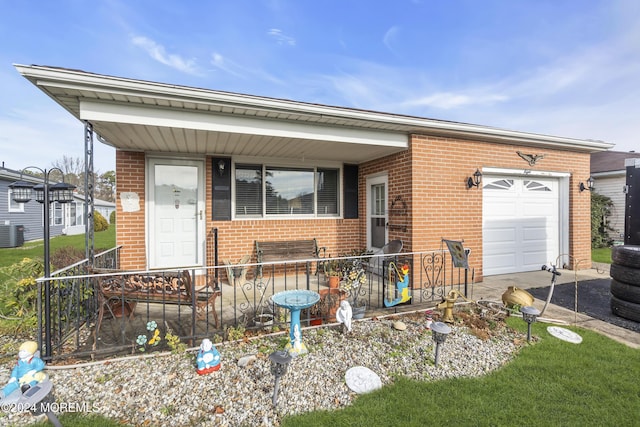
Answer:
[{"xmin": 1, "ymin": 0, "xmax": 638, "ymax": 173}]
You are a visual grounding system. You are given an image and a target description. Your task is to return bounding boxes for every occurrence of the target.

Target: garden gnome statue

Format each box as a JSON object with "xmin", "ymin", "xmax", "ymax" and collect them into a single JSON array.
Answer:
[
  {"xmin": 335, "ymin": 300, "xmax": 353, "ymax": 333},
  {"xmin": 196, "ymin": 338, "xmax": 221, "ymax": 375},
  {"xmin": 0, "ymin": 341, "xmax": 47, "ymax": 399}
]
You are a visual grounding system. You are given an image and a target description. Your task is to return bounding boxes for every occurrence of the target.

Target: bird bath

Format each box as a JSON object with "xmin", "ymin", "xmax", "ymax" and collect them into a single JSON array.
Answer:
[{"xmin": 271, "ymin": 289, "xmax": 320, "ymax": 357}]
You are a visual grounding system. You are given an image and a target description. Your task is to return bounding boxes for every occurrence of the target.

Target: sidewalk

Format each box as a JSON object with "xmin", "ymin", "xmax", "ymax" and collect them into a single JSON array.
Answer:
[{"xmin": 471, "ymin": 265, "xmax": 640, "ymax": 349}]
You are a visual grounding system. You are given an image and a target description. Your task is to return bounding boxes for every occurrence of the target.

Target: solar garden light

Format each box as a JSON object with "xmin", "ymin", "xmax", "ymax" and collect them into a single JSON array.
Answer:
[
  {"xmin": 431, "ymin": 321, "xmax": 452, "ymax": 367},
  {"xmin": 520, "ymin": 306, "xmax": 541, "ymax": 343},
  {"xmin": 9, "ymin": 167, "xmax": 75, "ymax": 359},
  {"xmin": 269, "ymin": 350, "xmax": 292, "ymax": 406}
]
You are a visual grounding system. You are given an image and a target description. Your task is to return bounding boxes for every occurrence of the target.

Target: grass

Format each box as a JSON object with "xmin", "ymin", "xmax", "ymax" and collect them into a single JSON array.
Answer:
[
  {"xmin": 592, "ymin": 247, "xmax": 612, "ymax": 264},
  {"xmin": 282, "ymin": 317, "xmax": 640, "ymax": 427},
  {"xmin": 0, "ymin": 227, "xmax": 115, "ymax": 270}
]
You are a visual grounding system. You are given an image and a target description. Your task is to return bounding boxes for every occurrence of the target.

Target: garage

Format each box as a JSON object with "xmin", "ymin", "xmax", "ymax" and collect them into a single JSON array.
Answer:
[{"xmin": 483, "ymin": 175, "xmax": 561, "ymax": 275}]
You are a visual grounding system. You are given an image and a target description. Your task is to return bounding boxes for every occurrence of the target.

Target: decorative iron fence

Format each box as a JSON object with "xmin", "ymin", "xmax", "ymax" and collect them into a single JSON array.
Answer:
[{"xmin": 38, "ymin": 248, "xmax": 473, "ymax": 361}]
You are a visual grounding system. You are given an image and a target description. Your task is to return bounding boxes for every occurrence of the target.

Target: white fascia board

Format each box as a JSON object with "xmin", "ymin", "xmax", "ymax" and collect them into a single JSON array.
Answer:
[
  {"xmin": 482, "ymin": 167, "xmax": 570, "ymax": 178},
  {"xmin": 79, "ymin": 100, "xmax": 408, "ymax": 148},
  {"xmin": 592, "ymin": 170, "xmax": 625, "ymax": 178}
]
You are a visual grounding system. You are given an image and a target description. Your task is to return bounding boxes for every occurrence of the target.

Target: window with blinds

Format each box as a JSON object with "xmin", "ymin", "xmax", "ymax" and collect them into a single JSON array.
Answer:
[{"xmin": 234, "ymin": 164, "xmax": 340, "ymax": 218}]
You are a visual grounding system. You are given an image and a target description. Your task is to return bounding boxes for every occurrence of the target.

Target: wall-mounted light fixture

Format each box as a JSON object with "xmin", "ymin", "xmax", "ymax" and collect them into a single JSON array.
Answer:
[
  {"xmin": 579, "ymin": 176, "xmax": 594, "ymax": 192},
  {"xmin": 467, "ymin": 169, "xmax": 482, "ymax": 189},
  {"xmin": 217, "ymin": 159, "xmax": 226, "ymax": 177}
]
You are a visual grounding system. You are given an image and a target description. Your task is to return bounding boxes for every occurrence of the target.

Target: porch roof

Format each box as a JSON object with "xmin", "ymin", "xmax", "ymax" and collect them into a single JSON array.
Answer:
[{"xmin": 15, "ymin": 64, "xmax": 613, "ymax": 164}]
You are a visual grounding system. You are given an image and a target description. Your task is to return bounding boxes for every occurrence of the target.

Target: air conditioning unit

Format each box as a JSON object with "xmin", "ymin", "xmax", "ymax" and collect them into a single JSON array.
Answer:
[{"xmin": 0, "ymin": 225, "xmax": 25, "ymax": 248}]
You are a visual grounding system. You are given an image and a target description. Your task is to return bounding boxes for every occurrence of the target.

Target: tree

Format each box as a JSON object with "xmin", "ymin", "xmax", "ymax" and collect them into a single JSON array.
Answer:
[
  {"xmin": 591, "ymin": 192, "xmax": 614, "ymax": 248},
  {"xmin": 50, "ymin": 156, "xmax": 115, "ymax": 202},
  {"xmin": 97, "ymin": 171, "xmax": 116, "ymax": 202}
]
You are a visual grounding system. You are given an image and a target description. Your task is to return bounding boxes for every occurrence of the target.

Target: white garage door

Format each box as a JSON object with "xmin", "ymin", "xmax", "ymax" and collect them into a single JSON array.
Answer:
[{"xmin": 483, "ymin": 176, "xmax": 559, "ymax": 275}]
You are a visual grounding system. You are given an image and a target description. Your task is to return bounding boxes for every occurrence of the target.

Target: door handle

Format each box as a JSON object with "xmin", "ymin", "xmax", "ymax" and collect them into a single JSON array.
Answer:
[{"xmin": 199, "ymin": 210, "xmax": 203, "ymax": 220}]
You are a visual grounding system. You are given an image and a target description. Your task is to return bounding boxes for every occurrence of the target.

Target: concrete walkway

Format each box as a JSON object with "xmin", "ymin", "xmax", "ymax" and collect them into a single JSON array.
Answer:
[{"xmin": 471, "ymin": 264, "xmax": 640, "ymax": 349}]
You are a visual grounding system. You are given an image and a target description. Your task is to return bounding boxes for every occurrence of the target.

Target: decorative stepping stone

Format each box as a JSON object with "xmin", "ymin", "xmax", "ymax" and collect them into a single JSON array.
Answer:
[
  {"xmin": 237, "ymin": 354, "xmax": 257, "ymax": 368},
  {"xmin": 393, "ymin": 320, "xmax": 407, "ymax": 331},
  {"xmin": 547, "ymin": 326, "xmax": 583, "ymax": 344},
  {"xmin": 345, "ymin": 366, "xmax": 382, "ymax": 394}
]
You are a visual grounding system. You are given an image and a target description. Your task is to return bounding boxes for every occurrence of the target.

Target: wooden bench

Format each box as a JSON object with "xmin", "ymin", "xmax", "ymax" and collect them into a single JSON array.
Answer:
[
  {"xmin": 255, "ymin": 239, "xmax": 326, "ymax": 276},
  {"xmin": 92, "ymin": 269, "xmax": 220, "ymax": 349}
]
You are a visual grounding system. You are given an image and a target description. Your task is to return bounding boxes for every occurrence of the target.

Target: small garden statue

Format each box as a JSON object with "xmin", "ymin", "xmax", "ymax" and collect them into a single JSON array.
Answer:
[
  {"xmin": 0, "ymin": 341, "xmax": 47, "ymax": 399},
  {"xmin": 335, "ymin": 300, "xmax": 353, "ymax": 333},
  {"xmin": 196, "ymin": 338, "xmax": 221, "ymax": 375}
]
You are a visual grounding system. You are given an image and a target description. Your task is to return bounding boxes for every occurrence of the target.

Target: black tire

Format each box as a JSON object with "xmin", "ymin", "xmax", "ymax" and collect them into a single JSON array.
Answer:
[
  {"xmin": 610, "ymin": 279, "xmax": 640, "ymax": 304},
  {"xmin": 610, "ymin": 295, "xmax": 640, "ymax": 322},
  {"xmin": 609, "ymin": 263, "xmax": 640, "ymax": 285},
  {"xmin": 611, "ymin": 245, "xmax": 640, "ymax": 268}
]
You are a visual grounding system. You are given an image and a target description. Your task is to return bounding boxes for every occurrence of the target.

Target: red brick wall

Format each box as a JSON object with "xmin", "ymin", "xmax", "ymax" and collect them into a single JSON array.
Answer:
[
  {"xmin": 115, "ymin": 151, "xmax": 146, "ymax": 269},
  {"xmin": 115, "ymin": 135, "xmax": 592, "ymax": 277},
  {"xmin": 405, "ymin": 134, "xmax": 592, "ymax": 278}
]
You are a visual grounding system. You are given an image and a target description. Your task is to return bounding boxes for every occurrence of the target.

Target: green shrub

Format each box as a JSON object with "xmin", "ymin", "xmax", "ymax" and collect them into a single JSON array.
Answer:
[
  {"xmin": 109, "ymin": 210, "xmax": 116, "ymax": 225},
  {"xmin": 0, "ymin": 258, "xmax": 42, "ymax": 335},
  {"xmin": 591, "ymin": 192, "xmax": 614, "ymax": 248},
  {"xmin": 94, "ymin": 211, "xmax": 109, "ymax": 232}
]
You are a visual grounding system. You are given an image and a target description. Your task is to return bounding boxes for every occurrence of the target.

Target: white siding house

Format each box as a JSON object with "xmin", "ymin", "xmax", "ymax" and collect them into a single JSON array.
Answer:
[{"xmin": 591, "ymin": 151, "xmax": 640, "ymax": 244}]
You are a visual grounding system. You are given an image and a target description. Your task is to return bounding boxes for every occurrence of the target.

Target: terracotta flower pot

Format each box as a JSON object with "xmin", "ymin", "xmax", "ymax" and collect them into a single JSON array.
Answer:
[
  {"xmin": 328, "ymin": 275, "xmax": 340, "ymax": 289},
  {"xmin": 319, "ymin": 288, "xmax": 346, "ymax": 321}
]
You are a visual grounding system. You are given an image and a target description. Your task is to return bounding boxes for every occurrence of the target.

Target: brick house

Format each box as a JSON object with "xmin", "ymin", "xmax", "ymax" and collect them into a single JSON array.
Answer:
[{"xmin": 16, "ymin": 65, "xmax": 613, "ymax": 280}]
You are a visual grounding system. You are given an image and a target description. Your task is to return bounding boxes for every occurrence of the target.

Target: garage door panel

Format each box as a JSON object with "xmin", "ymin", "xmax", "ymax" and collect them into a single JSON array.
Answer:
[
  {"xmin": 521, "ymin": 250, "xmax": 553, "ymax": 269},
  {"xmin": 484, "ymin": 253, "xmax": 517, "ymax": 271},
  {"xmin": 484, "ymin": 226, "xmax": 516, "ymax": 243}
]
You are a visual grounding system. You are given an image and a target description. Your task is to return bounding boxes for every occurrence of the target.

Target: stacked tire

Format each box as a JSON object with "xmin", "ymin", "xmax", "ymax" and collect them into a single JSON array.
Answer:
[{"xmin": 610, "ymin": 245, "xmax": 640, "ymax": 322}]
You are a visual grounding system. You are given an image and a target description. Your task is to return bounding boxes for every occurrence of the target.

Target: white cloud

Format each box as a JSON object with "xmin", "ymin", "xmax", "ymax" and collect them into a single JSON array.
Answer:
[
  {"xmin": 383, "ymin": 26, "xmax": 400, "ymax": 53},
  {"xmin": 0, "ymin": 106, "xmax": 115, "ymax": 173},
  {"xmin": 131, "ymin": 36, "xmax": 201, "ymax": 75},
  {"xmin": 267, "ymin": 29, "xmax": 296, "ymax": 46},
  {"xmin": 402, "ymin": 92, "xmax": 508, "ymax": 110},
  {"xmin": 209, "ymin": 52, "xmax": 286, "ymax": 87},
  {"xmin": 210, "ymin": 53, "xmax": 245, "ymax": 78}
]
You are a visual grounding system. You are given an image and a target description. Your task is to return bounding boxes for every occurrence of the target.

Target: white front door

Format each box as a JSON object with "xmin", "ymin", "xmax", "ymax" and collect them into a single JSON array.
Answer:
[
  {"xmin": 148, "ymin": 158, "xmax": 205, "ymax": 269},
  {"xmin": 366, "ymin": 174, "xmax": 388, "ymax": 251}
]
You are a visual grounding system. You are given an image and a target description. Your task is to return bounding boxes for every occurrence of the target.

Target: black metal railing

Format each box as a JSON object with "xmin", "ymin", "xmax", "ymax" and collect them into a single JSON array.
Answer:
[{"xmin": 38, "ymin": 248, "xmax": 473, "ymax": 361}]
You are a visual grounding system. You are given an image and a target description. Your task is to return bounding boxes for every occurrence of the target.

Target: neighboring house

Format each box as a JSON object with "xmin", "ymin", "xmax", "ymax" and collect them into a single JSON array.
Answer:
[
  {"xmin": 591, "ymin": 150, "xmax": 640, "ymax": 244},
  {"xmin": 0, "ymin": 166, "xmax": 66, "ymax": 243},
  {"xmin": 16, "ymin": 65, "xmax": 614, "ymax": 278},
  {"xmin": 62, "ymin": 194, "xmax": 115, "ymax": 236},
  {"xmin": 0, "ymin": 166, "xmax": 114, "ymax": 242}
]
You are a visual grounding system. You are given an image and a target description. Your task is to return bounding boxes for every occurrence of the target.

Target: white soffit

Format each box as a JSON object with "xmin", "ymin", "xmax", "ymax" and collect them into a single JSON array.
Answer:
[{"xmin": 79, "ymin": 100, "xmax": 407, "ymax": 148}]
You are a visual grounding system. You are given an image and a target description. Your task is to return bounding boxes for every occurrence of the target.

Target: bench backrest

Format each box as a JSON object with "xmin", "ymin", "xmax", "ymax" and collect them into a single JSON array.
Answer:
[
  {"xmin": 256, "ymin": 239, "xmax": 319, "ymax": 263},
  {"xmin": 94, "ymin": 269, "xmax": 194, "ymax": 303}
]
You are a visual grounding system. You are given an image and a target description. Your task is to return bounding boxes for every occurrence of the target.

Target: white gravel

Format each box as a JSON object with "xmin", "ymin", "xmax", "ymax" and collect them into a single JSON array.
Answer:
[{"xmin": 0, "ymin": 310, "xmax": 525, "ymax": 426}]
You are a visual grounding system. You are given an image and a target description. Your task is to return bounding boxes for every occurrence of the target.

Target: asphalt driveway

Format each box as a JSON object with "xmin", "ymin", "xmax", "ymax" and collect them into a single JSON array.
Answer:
[{"xmin": 528, "ymin": 278, "xmax": 640, "ymax": 333}]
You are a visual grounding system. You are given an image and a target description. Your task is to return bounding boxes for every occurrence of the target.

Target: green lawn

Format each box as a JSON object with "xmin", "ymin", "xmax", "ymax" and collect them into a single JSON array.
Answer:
[
  {"xmin": 0, "ymin": 227, "xmax": 115, "ymax": 270},
  {"xmin": 592, "ymin": 247, "xmax": 612, "ymax": 264},
  {"xmin": 282, "ymin": 318, "xmax": 640, "ymax": 427}
]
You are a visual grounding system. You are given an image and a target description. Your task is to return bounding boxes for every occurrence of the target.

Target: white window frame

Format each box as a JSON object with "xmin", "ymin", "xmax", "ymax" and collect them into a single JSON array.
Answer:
[{"xmin": 8, "ymin": 189, "xmax": 24, "ymax": 213}]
